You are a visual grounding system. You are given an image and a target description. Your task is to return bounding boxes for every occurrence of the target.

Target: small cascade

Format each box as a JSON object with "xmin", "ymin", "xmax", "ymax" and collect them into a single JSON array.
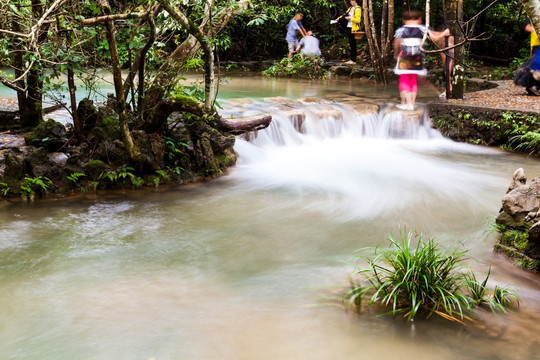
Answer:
[{"xmin": 222, "ymin": 97, "xmax": 441, "ymax": 148}]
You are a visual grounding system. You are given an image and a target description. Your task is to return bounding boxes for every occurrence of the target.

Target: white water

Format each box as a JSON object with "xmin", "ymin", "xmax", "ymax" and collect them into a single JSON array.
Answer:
[{"xmin": 228, "ymin": 101, "xmax": 503, "ymax": 223}]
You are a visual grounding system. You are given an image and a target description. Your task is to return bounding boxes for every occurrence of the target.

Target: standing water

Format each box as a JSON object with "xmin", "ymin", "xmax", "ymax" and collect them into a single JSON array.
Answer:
[{"xmin": 1, "ymin": 77, "xmax": 540, "ymax": 359}]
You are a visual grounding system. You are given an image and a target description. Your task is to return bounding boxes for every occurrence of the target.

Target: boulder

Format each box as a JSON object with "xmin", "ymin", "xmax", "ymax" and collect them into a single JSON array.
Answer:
[
  {"xmin": 93, "ymin": 139, "xmax": 129, "ymax": 164},
  {"xmin": 77, "ymin": 98, "xmax": 99, "ymax": 135},
  {"xmin": 497, "ymin": 176, "xmax": 540, "ymax": 227},
  {"xmin": 132, "ymin": 130, "xmax": 166, "ymax": 170},
  {"xmin": 84, "ymin": 159, "xmax": 110, "ymax": 181},
  {"xmin": 25, "ymin": 119, "xmax": 67, "ymax": 151},
  {"xmin": 527, "ymin": 221, "xmax": 540, "ymax": 259},
  {"xmin": 507, "ymin": 168, "xmax": 526, "ymax": 194},
  {"xmin": 3, "ymin": 149, "xmax": 25, "ymax": 180},
  {"xmin": 25, "ymin": 146, "xmax": 63, "ymax": 179}
]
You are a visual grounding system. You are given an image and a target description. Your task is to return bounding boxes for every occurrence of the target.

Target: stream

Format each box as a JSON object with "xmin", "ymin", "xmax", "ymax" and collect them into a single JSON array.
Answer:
[{"xmin": 1, "ymin": 76, "xmax": 540, "ymax": 359}]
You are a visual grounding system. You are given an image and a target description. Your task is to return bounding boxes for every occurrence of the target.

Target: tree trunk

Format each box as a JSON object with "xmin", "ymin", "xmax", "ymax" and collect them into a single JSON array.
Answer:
[
  {"xmin": 99, "ymin": 0, "xmax": 140, "ymax": 161},
  {"xmin": 447, "ymin": 0, "xmax": 465, "ymax": 99}
]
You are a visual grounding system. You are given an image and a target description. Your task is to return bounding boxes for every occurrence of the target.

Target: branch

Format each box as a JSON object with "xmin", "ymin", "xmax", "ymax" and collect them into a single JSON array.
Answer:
[
  {"xmin": 80, "ymin": 11, "xmax": 150, "ymax": 25},
  {"xmin": 421, "ymin": 32, "xmax": 491, "ymax": 54},
  {"xmin": 0, "ymin": 29, "xmax": 29, "ymax": 38},
  {"xmin": 0, "ymin": 76, "xmax": 25, "ymax": 93}
]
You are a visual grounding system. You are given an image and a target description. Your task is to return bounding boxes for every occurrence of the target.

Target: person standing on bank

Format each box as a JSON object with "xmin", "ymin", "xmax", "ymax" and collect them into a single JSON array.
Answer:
[
  {"xmin": 286, "ymin": 12, "xmax": 308, "ymax": 61},
  {"xmin": 345, "ymin": 0, "xmax": 362, "ymax": 65},
  {"xmin": 394, "ymin": 11, "xmax": 449, "ymax": 110}
]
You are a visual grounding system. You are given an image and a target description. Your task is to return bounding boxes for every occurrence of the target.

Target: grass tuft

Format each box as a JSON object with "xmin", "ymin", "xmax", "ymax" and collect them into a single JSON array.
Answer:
[{"xmin": 344, "ymin": 229, "xmax": 519, "ymax": 322}]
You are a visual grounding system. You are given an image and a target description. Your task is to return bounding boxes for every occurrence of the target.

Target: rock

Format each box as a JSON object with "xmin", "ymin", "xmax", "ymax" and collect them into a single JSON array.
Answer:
[
  {"xmin": 3, "ymin": 149, "xmax": 25, "ymax": 180},
  {"xmin": 77, "ymin": 98, "xmax": 99, "ymax": 135},
  {"xmin": 84, "ymin": 159, "xmax": 110, "ymax": 181},
  {"xmin": 0, "ymin": 134, "xmax": 26, "ymax": 150},
  {"xmin": 48, "ymin": 152, "xmax": 68, "ymax": 169},
  {"xmin": 304, "ymin": 105, "xmax": 343, "ymax": 120},
  {"xmin": 297, "ymin": 97, "xmax": 333, "ymax": 105},
  {"xmin": 263, "ymin": 97, "xmax": 298, "ymax": 106},
  {"xmin": 327, "ymin": 66, "xmax": 352, "ymax": 77},
  {"xmin": 527, "ymin": 221, "xmax": 540, "ymax": 259},
  {"xmin": 227, "ymin": 98, "xmax": 255, "ymax": 105},
  {"xmin": 132, "ymin": 130, "xmax": 166, "ymax": 170},
  {"xmin": 350, "ymin": 68, "xmax": 373, "ymax": 79},
  {"xmin": 270, "ymin": 105, "xmax": 306, "ymax": 132},
  {"xmin": 351, "ymin": 103, "xmax": 379, "ymax": 116},
  {"xmin": 25, "ymin": 119, "xmax": 67, "ymax": 151},
  {"xmin": 496, "ymin": 177, "xmax": 540, "ymax": 227},
  {"xmin": 507, "ymin": 168, "xmax": 526, "ymax": 193},
  {"xmin": 93, "ymin": 139, "xmax": 129, "ymax": 164}
]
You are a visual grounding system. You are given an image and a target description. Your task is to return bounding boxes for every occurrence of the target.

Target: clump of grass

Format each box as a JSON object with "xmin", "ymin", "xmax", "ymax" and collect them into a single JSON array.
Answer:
[{"xmin": 344, "ymin": 229, "xmax": 519, "ymax": 323}]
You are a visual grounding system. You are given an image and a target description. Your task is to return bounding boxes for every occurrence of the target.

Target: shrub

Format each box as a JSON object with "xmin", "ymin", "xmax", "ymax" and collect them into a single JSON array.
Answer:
[
  {"xmin": 262, "ymin": 54, "xmax": 326, "ymax": 79},
  {"xmin": 344, "ymin": 229, "xmax": 519, "ymax": 323}
]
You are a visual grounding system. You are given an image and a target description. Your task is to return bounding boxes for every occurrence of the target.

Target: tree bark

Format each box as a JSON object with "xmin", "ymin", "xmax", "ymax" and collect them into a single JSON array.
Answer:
[
  {"xmin": 99, "ymin": 0, "xmax": 140, "ymax": 161},
  {"xmin": 447, "ymin": 0, "xmax": 465, "ymax": 99}
]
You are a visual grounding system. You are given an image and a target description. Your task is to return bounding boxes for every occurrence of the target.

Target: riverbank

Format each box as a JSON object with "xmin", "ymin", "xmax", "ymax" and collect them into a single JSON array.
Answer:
[{"xmin": 429, "ymin": 80, "xmax": 540, "ymax": 151}]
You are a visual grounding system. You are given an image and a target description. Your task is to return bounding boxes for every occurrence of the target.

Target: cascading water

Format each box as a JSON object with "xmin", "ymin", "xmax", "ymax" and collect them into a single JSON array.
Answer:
[{"xmin": 224, "ymin": 98, "xmax": 503, "ymax": 222}]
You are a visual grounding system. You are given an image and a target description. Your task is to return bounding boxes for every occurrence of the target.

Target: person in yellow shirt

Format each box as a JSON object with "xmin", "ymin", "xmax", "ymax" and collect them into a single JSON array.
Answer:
[
  {"xmin": 344, "ymin": 0, "xmax": 362, "ymax": 65},
  {"xmin": 525, "ymin": 18, "xmax": 540, "ymax": 55}
]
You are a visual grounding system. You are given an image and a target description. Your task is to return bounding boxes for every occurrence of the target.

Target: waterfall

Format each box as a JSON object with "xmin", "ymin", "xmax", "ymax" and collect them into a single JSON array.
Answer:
[
  {"xmin": 223, "ymin": 97, "xmax": 501, "ymax": 221},
  {"xmin": 222, "ymin": 97, "xmax": 442, "ymax": 148}
]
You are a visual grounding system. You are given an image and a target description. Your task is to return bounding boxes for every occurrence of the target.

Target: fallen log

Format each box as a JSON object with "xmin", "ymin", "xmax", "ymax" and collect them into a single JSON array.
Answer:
[{"xmin": 217, "ymin": 114, "xmax": 272, "ymax": 135}]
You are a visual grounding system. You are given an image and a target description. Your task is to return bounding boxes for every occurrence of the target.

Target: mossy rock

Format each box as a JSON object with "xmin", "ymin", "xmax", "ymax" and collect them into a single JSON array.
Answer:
[
  {"xmin": 2, "ymin": 149, "xmax": 25, "ymax": 181},
  {"xmin": 84, "ymin": 159, "xmax": 110, "ymax": 181},
  {"xmin": 495, "ymin": 243, "xmax": 540, "ymax": 272},
  {"xmin": 25, "ymin": 119, "xmax": 67, "ymax": 151}
]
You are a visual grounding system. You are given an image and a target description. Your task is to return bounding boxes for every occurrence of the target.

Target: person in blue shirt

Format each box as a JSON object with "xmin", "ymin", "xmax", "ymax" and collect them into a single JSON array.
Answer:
[{"xmin": 286, "ymin": 12, "xmax": 307, "ymax": 61}]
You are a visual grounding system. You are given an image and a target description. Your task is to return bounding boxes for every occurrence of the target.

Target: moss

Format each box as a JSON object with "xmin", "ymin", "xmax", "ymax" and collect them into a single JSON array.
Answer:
[
  {"xmin": 85, "ymin": 159, "xmax": 110, "ymax": 181},
  {"xmin": 170, "ymin": 94, "xmax": 200, "ymax": 109},
  {"xmin": 494, "ymin": 243, "xmax": 540, "ymax": 272},
  {"xmin": 96, "ymin": 116, "xmax": 121, "ymax": 140}
]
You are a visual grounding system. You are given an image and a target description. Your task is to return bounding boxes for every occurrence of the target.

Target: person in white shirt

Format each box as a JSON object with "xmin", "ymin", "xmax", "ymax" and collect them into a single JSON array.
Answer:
[{"xmin": 295, "ymin": 31, "xmax": 322, "ymax": 57}]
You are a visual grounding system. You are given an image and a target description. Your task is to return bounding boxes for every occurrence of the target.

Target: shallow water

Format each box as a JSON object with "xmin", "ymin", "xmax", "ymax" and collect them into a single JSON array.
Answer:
[{"xmin": 2, "ymin": 77, "xmax": 540, "ymax": 359}]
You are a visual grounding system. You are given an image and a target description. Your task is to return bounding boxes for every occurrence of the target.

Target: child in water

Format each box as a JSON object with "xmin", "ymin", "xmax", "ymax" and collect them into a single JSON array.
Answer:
[{"xmin": 394, "ymin": 11, "xmax": 449, "ymax": 110}]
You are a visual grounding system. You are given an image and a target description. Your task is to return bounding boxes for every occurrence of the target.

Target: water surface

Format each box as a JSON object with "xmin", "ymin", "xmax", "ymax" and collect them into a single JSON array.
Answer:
[{"xmin": 1, "ymin": 78, "xmax": 540, "ymax": 359}]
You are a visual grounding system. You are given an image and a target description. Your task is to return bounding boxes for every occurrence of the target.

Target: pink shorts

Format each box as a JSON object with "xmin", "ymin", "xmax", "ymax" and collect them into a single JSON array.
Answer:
[{"xmin": 399, "ymin": 74, "xmax": 418, "ymax": 93}]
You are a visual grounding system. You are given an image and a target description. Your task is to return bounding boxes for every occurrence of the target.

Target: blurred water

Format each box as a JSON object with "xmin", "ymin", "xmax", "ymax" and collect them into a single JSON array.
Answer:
[{"xmin": 1, "ymin": 78, "xmax": 540, "ymax": 359}]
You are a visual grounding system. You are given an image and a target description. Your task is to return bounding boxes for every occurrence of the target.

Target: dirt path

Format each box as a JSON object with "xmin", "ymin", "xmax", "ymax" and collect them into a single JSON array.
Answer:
[{"xmin": 448, "ymin": 80, "xmax": 540, "ymax": 112}]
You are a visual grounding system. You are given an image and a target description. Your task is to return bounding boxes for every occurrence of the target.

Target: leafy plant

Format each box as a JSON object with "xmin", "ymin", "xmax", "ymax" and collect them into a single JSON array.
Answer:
[
  {"xmin": 99, "ymin": 165, "xmax": 143, "ymax": 190},
  {"xmin": 0, "ymin": 182, "xmax": 11, "ymax": 196},
  {"xmin": 344, "ymin": 229, "xmax": 519, "ymax": 323},
  {"xmin": 20, "ymin": 176, "xmax": 53, "ymax": 200},
  {"xmin": 509, "ymin": 131, "xmax": 540, "ymax": 156},
  {"xmin": 263, "ymin": 54, "xmax": 327, "ymax": 79},
  {"xmin": 66, "ymin": 172, "xmax": 88, "ymax": 193}
]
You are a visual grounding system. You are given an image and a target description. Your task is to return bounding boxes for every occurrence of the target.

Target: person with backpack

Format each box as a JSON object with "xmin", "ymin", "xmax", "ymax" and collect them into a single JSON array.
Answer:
[{"xmin": 394, "ymin": 11, "xmax": 449, "ymax": 110}]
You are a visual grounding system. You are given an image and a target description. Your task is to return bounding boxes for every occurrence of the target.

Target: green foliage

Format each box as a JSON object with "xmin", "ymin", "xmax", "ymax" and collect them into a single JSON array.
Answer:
[
  {"xmin": 164, "ymin": 137, "xmax": 188, "ymax": 160},
  {"xmin": 99, "ymin": 165, "xmax": 143, "ymax": 190},
  {"xmin": 96, "ymin": 116, "xmax": 122, "ymax": 140},
  {"xmin": 0, "ymin": 182, "xmax": 11, "ymax": 196},
  {"xmin": 67, "ymin": 172, "xmax": 88, "ymax": 193},
  {"xmin": 510, "ymin": 131, "xmax": 540, "ymax": 155},
  {"xmin": 20, "ymin": 176, "xmax": 53, "ymax": 200},
  {"xmin": 263, "ymin": 55, "xmax": 326, "ymax": 79},
  {"xmin": 344, "ymin": 229, "xmax": 519, "ymax": 322}
]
